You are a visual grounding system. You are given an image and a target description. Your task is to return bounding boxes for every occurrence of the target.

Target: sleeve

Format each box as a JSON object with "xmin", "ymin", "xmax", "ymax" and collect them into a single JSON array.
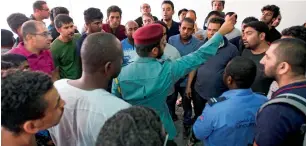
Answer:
[
  {"xmin": 170, "ymin": 33, "xmax": 223, "ymax": 82},
  {"xmin": 111, "ymin": 78, "xmax": 122, "ymax": 98},
  {"xmin": 50, "ymin": 44, "xmax": 60, "ymax": 67},
  {"xmin": 254, "ymin": 104, "xmax": 304, "ymax": 146},
  {"xmin": 193, "ymin": 105, "xmax": 214, "ymax": 140}
]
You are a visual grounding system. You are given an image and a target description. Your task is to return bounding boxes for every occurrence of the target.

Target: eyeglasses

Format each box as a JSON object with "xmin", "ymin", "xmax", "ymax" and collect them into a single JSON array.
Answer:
[{"xmin": 31, "ymin": 32, "xmax": 52, "ymax": 37}]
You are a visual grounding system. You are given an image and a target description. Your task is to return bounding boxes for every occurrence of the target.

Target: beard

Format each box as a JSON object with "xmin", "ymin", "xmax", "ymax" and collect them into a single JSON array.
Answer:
[
  {"xmin": 264, "ymin": 64, "xmax": 278, "ymax": 80},
  {"xmin": 156, "ymin": 46, "xmax": 164, "ymax": 59}
]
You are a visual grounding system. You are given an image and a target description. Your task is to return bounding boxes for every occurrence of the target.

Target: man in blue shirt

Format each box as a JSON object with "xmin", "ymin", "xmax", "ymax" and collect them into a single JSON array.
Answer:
[
  {"xmin": 168, "ymin": 17, "xmax": 203, "ymax": 138},
  {"xmin": 161, "ymin": 1, "xmax": 180, "ymax": 41},
  {"xmin": 193, "ymin": 17, "xmax": 239, "ymax": 121},
  {"xmin": 193, "ymin": 56, "xmax": 267, "ymax": 146},
  {"xmin": 76, "ymin": 8, "xmax": 103, "ymax": 56},
  {"xmin": 254, "ymin": 38, "xmax": 306, "ymax": 146},
  {"xmin": 121, "ymin": 21, "xmax": 139, "ymax": 66}
]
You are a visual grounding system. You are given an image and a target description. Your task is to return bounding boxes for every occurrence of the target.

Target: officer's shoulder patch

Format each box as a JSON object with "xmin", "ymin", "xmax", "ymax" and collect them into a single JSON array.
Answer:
[{"xmin": 207, "ymin": 96, "xmax": 227, "ymax": 106}]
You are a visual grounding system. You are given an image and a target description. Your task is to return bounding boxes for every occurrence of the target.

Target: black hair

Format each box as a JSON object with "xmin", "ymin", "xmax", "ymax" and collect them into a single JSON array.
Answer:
[
  {"xmin": 81, "ymin": 32, "xmax": 122, "ymax": 73},
  {"xmin": 281, "ymin": 26, "xmax": 306, "ymax": 42},
  {"xmin": 96, "ymin": 106, "xmax": 164, "ymax": 146},
  {"xmin": 1, "ymin": 29, "xmax": 15, "ymax": 47},
  {"xmin": 225, "ymin": 56, "xmax": 257, "ymax": 89},
  {"xmin": 1, "ymin": 71, "xmax": 53, "ymax": 134},
  {"xmin": 154, "ymin": 21, "xmax": 169, "ymax": 34},
  {"xmin": 208, "ymin": 17, "xmax": 225, "ymax": 26},
  {"xmin": 244, "ymin": 21, "xmax": 270, "ymax": 41},
  {"xmin": 211, "ymin": 0, "xmax": 225, "ymax": 8},
  {"xmin": 21, "ymin": 20, "xmax": 38, "ymax": 39},
  {"xmin": 225, "ymin": 12, "xmax": 237, "ymax": 20},
  {"xmin": 261, "ymin": 5, "xmax": 280, "ymax": 19},
  {"xmin": 203, "ymin": 11, "xmax": 224, "ymax": 30},
  {"xmin": 242, "ymin": 16, "xmax": 259, "ymax": 24},
  {"xmin": 54, "ymin": 14, "xmax": 73, "ymax": 29},
  {"xmin": 178, "ymin": 8, "xmax": 188, "ymax": 17},
  {"xmin": 84, "ymin": 7, "xmax": 103, "ymax": 24},
  {"xmin": 53, "ymin": 7, "xmax": 69, "ymax": 18},
  {"xmin": 136, "ymin": 41, "xmax": 161, "ymax": 57},
  {"xmin": 1, "ymin": 61, "xmax": 14, "ymax": 70},
  {"xmin": 273, "ymin": 38, "xmax": 306, "ymax": 76},
  {"xmin": 1, "ymin": 54, "xmax": 27, "ymax": 68},
  {"xmin": 33, "ymin": 0, "xmax": 47, "ymax": 11},
  {"xmin": 6, "ymin": 13, "xmax": 30, "ymax": 32},
  {"xmin": 181, "ymin": 17, "xmax": 195, "ymax": 26},
  {"xmin": 107, "ymin": 5, "xmax": 122, "ymax": 18},
  {"xmin": 161, "ymin": 0, "xmax": 175, "ymax": 10},
  {"xmin": 50, "ymin": 7, "xmax": 56, "ymax": 22}
]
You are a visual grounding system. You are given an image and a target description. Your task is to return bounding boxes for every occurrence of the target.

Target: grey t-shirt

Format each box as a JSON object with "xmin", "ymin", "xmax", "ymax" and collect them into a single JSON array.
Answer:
[{"xmin": 242, "ymin": 49, "xmax": 274, "ymax": 95}]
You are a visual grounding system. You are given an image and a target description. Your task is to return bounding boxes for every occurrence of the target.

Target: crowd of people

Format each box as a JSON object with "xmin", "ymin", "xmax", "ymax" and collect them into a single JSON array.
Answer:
[{"xmin": 1, "ymin": 0, "xmax": 306, "ymax": 146}]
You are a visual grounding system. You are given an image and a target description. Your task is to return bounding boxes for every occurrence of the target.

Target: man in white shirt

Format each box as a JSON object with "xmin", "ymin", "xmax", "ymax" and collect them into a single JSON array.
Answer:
[{"xmin": 48, "ymin": 32, "xmax": 131, "ymax": 146}]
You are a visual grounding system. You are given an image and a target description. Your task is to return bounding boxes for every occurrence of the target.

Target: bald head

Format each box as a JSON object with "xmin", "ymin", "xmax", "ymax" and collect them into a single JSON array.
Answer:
[
  {"xmin": 125, "ymin": 21, "xmax": 139, "ymax": 40},
  {"xmin": 140, "ymin": 3, "xmax": 151, "ymax": 14},
  {"xmin": 81, "ymin": 32, "xmax": 123, "ymax": 74},
  {"xmin": 21, "ymin": 20, "xmax": 44, "ymax": 39}
]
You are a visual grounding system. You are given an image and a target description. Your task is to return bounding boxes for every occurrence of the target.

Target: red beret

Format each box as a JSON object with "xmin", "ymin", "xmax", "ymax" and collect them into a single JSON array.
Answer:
[{"xmin": 133, "ymin": 24, "xmax": 163, "ymax": 45}]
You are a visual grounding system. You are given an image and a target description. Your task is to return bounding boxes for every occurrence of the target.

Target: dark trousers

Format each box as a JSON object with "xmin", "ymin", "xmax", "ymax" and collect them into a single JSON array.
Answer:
[
  {"xmin": 193, "ymin": 91, "xmax": 208, "ymax": 121},
  {"xmin": 166, "ymin": 85, "xmax": 194, "ymax": 125}
]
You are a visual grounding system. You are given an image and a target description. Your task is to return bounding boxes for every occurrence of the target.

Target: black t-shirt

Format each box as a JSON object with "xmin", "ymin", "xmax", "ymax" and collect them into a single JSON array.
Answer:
[
  {"xmin": 135, "ymin": 16, "xmax": 159, "ymax": 27},
  {"xmin": 267, "ymin": 27, "xmax": 281, "ymax": 43},
  {"xmin": 241, "ymin": 49, "xmax": 273, "ymax": 95}
]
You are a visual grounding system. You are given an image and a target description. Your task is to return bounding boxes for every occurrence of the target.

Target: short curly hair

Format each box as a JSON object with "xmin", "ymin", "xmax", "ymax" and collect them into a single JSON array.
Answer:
[
  {"xmin": 1, "ymin": 71, "xmax": 53, "ymax": 134},
  {"xmin": 84, "ymin": 7, "xmax": 103, "ymax": 24},
  {"xmin": 281, "ymin": 26, "xmax": 306, "ymax": 42},
  {"xmin": 96, "ymin": 106, "xmax": 165, "ymax": 146}
]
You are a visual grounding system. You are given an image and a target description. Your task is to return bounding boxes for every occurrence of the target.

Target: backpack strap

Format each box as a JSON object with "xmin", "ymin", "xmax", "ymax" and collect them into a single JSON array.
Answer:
[
  {"xmin": 257, "ymin": 93, "xmax": 306, "ymax": 146},
  {"xmin": 114, "ymin": 78, "xmax": 122, "ymax": 95}
]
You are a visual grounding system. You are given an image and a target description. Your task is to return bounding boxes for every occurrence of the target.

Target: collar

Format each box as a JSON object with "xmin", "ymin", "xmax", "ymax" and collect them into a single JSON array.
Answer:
[
  {"xmin": 220, "ymin": 88, "xmax": 253, "ymax": 99},
  {"xmin": 179, "ymin": 35, "xmax": 194, "ymax": 45},
  {"xmin": 16, "ymin": 42, "xmax": 42, "ymax": 57},
  {"xmin": 272, "ymin": 80, "xmax": 306, "ymax": 98}
]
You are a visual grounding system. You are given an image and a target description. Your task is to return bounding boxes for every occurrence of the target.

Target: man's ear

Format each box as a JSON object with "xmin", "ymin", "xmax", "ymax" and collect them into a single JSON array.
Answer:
[
  {"xmin": 23, "ymin": 120, "xmax": 42, "ymax": 134},
  {"xmin": 151, "ymin": 47, "xmax": 159, "ymax": 57},
  {"xmin": 104, "ymin": 62, "xmax": 112, "ymax": 74},
  {"xmin": 259, "ymin": 32, "xmax": 266, "ymax": 41}
]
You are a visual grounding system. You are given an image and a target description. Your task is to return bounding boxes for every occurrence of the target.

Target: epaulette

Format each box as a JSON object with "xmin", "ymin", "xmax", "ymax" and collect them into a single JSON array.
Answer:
[{"xmin": 207, "ymin": 96, "xmax": 227, "ymax": 106}]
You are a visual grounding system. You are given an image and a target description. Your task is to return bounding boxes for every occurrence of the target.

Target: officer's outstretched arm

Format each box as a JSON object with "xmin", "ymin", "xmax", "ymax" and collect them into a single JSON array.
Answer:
[{"xmin": 170, "ymin": 14, "xmax": 237, "ymax": 82}]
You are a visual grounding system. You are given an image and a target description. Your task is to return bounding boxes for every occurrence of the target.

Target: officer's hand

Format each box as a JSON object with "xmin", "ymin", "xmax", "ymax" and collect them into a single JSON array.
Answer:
[
  {"xmin": 218, "ymin": 13, "xmax": 237, "ymax": 36},
  {"xmin": 185, "ymin": 87, "xmax": 192, "ymax": 99},
  {"xmin": 195, "ymin": 34, "xmax": 204, "ymax": 40}
]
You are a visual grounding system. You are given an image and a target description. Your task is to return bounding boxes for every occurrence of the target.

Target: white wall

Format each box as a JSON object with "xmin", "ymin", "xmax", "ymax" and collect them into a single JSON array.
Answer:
[{"xmin": 1, "ymin": 0, "xmax": 306, "ymax": 34}]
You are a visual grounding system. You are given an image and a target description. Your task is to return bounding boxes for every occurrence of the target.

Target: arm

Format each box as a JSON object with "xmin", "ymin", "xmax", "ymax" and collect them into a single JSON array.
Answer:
[
  {"xmin": 170, "ymin": 13, "xmax": 237, "ymax": 82},
  {"xmin": 186, "ymin": 70, "xmax": 196, "ymax": 98},
  {"xmin": 171, "ymin": 32, "xmax": 223, "ymax": 82},
  {"xmin": 193, "ymin": 106, "xmax": 214, "ymax": 140}
]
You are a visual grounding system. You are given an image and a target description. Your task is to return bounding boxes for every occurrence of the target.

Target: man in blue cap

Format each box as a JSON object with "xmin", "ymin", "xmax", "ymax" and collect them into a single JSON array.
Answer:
[{"xmin": 112, "ymin": 14, "xmax": 237, "ymax": 144}]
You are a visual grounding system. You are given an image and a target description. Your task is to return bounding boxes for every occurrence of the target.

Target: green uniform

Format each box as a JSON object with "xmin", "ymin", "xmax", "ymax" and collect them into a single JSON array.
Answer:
[
  {"xmin": 51, "ymin": 34, "xmax": 82, "ymax": 79},
  {"xmin": 112, "ymin": 33, "xmax": 223, "ymax": 139}
]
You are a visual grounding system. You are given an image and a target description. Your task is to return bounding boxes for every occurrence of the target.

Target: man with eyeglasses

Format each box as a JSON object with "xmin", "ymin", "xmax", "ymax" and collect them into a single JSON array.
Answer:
[
  {"xmin": 135, "ymin": 3, "xmax": 158, "ymax": 27},
  {"xmin": 8, "ymin": 20, "xmax": 55, "ymax": 75},
  {"xmin": 30, "ymin": 0, "xmax": 50, "ymax": 22}
]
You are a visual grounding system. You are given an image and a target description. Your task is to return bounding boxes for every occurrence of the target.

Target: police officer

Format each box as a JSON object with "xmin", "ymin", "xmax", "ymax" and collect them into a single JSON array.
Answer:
[
  {"xmin": 192, "ymin": 56, "xmax": 267, "ymax": 146},
  {"xmin": 112, "ymin": 14, "xmax": 237, "ymax": 143}
]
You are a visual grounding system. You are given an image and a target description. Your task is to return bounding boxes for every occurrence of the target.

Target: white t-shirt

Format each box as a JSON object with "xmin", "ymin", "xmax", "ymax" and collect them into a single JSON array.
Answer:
[{"xmin": 49, "ymin": 79, "xmax": 131, "ymax": 146}]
